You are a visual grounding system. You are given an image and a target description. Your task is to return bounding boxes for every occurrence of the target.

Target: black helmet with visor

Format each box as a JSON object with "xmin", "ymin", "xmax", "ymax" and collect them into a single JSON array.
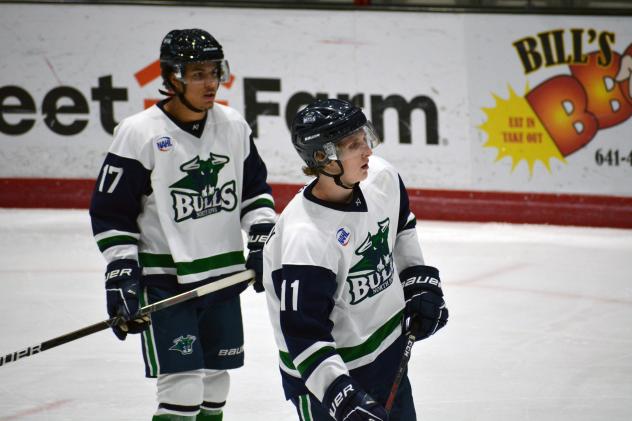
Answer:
[
  {"xmin": 291, "ymin": 99, "xmax": 381, "ymax": 187},
  {"xmin": 160, "ymin": 28, "xmax": 230, "ymax": 85}
]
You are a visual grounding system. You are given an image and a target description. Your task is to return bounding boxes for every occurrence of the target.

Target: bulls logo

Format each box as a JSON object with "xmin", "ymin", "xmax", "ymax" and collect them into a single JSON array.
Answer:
[
  {"xmin": 169, "ymin": 334, "xmax": 197, "ymax": 355},
  {"xmin": 170, "ymin": 153, "xmax": 237, "ymax": 222},
  {"xmin": 346, "ymin": 218, "xmax": 394, "ymax": 304}
]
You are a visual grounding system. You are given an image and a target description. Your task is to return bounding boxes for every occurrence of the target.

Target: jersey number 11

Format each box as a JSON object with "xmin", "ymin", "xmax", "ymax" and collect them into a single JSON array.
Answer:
[{"xmin": 280, "ymin": 280, "xmax": 299, "ymax": 311}]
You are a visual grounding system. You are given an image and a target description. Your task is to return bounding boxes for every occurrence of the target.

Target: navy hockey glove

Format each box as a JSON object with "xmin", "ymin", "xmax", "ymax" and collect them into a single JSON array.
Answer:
[
  {"xmin": 400, "ymin": 265, "xmax": 448, "ymax": 340},
  {"xmin": 245, "ymin": 223, "xmax": 274, "ymax": 293},
  {"xmin": 105, "ymin": 259, "xmax": 150, "ymax": 341},
  {"xmin": 323, "ymin": 375, "xmax": 388, "ymax": 421}
]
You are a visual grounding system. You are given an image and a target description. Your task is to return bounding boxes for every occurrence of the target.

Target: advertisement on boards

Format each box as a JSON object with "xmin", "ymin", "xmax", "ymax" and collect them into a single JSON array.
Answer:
[
  {"xmin": 467, "ymin": 16, "xmax": 632, "ymax": 196},
  {"xmin": 0, "ymin": 4, "xmax": 630, "ymax": 225},
  {"xmin": 0, "ymin": 5, "xmax": 466, "ymax": 187}
]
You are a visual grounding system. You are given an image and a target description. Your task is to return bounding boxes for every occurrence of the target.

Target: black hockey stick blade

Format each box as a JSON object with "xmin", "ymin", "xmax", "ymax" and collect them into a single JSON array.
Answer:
[
  {"xmin": 384, "ymin": 317, "xmax": 419, "ymax": 414},
  {"xmin": 0, "ymin": 269, "xmax": 255, "ymax": 368}
]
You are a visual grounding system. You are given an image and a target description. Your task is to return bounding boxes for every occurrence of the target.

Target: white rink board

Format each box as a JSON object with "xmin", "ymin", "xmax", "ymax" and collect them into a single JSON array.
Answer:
[{"xmin": 0, "ymin": 4, "xmax": 631, "ymax": 196}]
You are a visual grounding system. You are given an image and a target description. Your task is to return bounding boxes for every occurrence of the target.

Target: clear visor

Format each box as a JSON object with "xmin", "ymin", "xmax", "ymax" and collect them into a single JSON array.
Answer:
[
  {"xmin": 322, "ymin": 121, "xmax": 381, "ymax": 163},
  {"xmin": 175, "ymin": 59, "xmax": 231, "ymax": 84}
]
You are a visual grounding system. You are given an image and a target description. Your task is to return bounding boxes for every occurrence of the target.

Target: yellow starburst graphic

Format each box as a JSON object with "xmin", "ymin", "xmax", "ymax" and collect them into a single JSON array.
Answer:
[{"xmin": 479, "ymin": 84, "xmax": 565, "ymax": 175}]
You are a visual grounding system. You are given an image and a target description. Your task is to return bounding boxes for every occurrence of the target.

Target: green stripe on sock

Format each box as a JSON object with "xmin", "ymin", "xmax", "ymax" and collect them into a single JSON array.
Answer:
[
  {"xmin": 152, "ymin": 415, "xmax": 196, "ymax": 420},
  {"xmin": 197, "ymin": 409, "xmax": 223, "ymax": 421}
]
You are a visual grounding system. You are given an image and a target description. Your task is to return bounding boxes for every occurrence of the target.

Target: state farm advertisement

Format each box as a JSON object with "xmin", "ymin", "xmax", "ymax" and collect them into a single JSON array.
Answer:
[{"xmin": 0, "ymin": 4, "xmax": 631, "ymax": 198}]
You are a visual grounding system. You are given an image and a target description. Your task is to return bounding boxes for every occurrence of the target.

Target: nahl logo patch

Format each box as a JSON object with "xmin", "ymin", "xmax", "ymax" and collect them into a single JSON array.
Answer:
[
  {"xmin": 346, "ymin": 218, "xmax": 393, "ymax": 305},
  {"xmin": 156, "ymin": 136, "xmax": 174, "ymax": 152},
  {"xmin": 336, "ymin": 227, "xmax": 351, "ymax": 246},
  {"xmin": 169, "ymin": 334, "xmax": 197, "ymax": 355},
  {"xmin": 170, "ymin": 153, "xmax": 237, "ymax": 222}
]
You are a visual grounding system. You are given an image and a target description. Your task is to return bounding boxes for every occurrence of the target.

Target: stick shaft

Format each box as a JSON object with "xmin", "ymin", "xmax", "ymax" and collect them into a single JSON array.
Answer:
[
  {"xmin": 139, "ymin": 269, "xmax": 255, "ymax": 315},
  {"xmin": 385, "ymin": 326, "xmax": 417, "ymax": 413},
  {"xmin": 0, "ymin": 269, "xmax": 254, "ymax": 367}
]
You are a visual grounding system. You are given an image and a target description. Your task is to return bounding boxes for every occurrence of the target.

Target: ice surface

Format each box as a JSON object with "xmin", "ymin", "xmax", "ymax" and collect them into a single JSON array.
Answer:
[{"xmin": 0, "ymin": 209, "xmax": 630, "ymax": 420}]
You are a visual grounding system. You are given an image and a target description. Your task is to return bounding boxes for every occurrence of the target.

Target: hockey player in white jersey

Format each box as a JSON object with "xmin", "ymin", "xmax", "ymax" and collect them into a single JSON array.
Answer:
[
  {"xmin": 89, "ymin": 29, "xmax": 275, "ymax": 420},
  {"xmin": 263, "ymin": 99, "xmax": 448, "ymax": 420}
]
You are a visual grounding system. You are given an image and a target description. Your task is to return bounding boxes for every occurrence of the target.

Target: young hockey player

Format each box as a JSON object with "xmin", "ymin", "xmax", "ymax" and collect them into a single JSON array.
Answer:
[
  {"xmin": 262, "ymin": 99, "xmax": 448, "ymax": 420},
  {"xmin": 89, "ymin": 28, "xmax": 275, "ymax": 420}
]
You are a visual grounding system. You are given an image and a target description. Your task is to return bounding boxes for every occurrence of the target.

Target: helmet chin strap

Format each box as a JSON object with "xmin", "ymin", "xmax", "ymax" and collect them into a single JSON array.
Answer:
[
  {"xmin": 163, "ymin": 78, "xmax": 206, "ymax": 114},
  {"xmin": 318, "ymin": 161, "xmax": 356, "ymax": 190},
  {"xmin": 177, "ymin": 86, "xmax": 206, "ymax": 114}
]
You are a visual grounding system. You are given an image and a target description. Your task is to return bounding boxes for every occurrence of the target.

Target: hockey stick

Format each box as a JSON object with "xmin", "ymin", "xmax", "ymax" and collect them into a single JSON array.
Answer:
[
  {"xmin": 384, "ymin": 317, "xmax": 419, "ymax": 414},
  {"xmin": 0, "ymin": 269, "xmax": 255, "ymax": 368}
]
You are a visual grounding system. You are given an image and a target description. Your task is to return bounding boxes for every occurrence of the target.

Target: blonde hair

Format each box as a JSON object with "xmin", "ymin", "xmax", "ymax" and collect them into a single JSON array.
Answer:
[
  {"xmin": 302, "ymin": 166, "xmax": 320, "ymax": 177},
  {"xmin": 302, "ymin": 150, "xmax": 329, "ymax": 176}
]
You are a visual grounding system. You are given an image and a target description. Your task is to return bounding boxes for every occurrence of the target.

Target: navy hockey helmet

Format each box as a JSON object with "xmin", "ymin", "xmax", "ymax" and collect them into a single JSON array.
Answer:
[
  {"xmin": 291, "ymin": 98, "xmax": 380, "ymax": 169},
  {"xmin": 160, "ymin": 28, "xmax": 230, "ymax": 84}
]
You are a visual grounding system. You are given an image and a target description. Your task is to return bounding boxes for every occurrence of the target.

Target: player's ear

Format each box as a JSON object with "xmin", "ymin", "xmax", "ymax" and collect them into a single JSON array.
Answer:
[
  {"xmin": 314, "ymin": 150, "xmax": 327, "ymax": 164},
  {"xmin": 168, "ymin": 72, "xmax": 184, "ymax": 93}
]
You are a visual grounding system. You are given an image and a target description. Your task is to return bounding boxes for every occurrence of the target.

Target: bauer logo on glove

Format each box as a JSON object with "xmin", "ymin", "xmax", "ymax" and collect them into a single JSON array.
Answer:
[
  {"xmin": 104, "ymin": 259, "xmax": 150, "ymax": 340},
  {"xmin": 399, "ymin": 265, "xmax": 448, "ymax": 340},
  {"xmin": 402, "ymin": 273, "xmax": 441, "ymax": 289},
  {"xmin": 105, "ymin": 267, "xmax": 134, "ymax": 281}
]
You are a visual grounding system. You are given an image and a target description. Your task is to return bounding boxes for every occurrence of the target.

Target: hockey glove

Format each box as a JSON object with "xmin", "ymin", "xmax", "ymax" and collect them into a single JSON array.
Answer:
[
  {"xmin": 399, "ymin": 265, "xmax": 448, "ymax": 340},
  {"xmin": 105, "ymin": 259, "xmax": 150, "ymax": 341},
  {"xmin": 245, "ymin": 222, "xmax": 274, "ymax": 293},
  {"xmin": 323, "ymin": 375, "xmax": 388, "ymax": 421}
]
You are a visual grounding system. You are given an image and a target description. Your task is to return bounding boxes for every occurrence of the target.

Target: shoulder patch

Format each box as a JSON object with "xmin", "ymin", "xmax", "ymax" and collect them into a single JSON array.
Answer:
[
  {"xmin": 155, "ymin": 136, "xmax": 175, "ymax": 152},
  {"xmin": 336, "ymin": 226, "xmax": 351, "ymax": 246}
]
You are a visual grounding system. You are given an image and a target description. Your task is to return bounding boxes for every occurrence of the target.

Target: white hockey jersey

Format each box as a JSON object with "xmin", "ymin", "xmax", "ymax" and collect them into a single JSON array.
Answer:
[
  {"xmin": 262, "ymin": 155, "xmax": 424, "ymax": 402},
  {"xmin": 90, "ymin": 101, "xmax": 275, "ymax": 285}
]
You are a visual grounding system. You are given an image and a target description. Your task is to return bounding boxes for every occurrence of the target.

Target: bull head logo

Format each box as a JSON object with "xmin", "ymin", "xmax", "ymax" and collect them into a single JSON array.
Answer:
[{"xmin": 169, "ymin": 334, "xmax": 197, "ymax": 355}]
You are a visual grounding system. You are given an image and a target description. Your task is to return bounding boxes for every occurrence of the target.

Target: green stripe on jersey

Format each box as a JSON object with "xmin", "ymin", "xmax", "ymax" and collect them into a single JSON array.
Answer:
[
  {"xmin": 402, "ymin": 217, "xmax": 416, "ymax": 231},
  {"xmin": 139, "ymin": 253, "xmax": 175, "ymax": 267},
  {"xmin": 139, "ymin": 250, "xmax": 245, "ymax": 275},
  {"xmin": 280, "ymin": 349, "xmax": 296, "ymax": 370},
  {"xmin": 337, "ymin": 311, "xmax": 403, "ymax": 362},
  {"xmin": 297, "ymin": 346, "xmax": 336, "ymax": 376},
  {"xmin": 240, "ymin": 198, "xmax": 275, "ymax": 218},
  {"xmin": 279, "ymin": 310, "xmax": 403, "ymax": 372},
  {"xmin": 96, "ymin": 235, "xmax": 138, "ymax": 252}
]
